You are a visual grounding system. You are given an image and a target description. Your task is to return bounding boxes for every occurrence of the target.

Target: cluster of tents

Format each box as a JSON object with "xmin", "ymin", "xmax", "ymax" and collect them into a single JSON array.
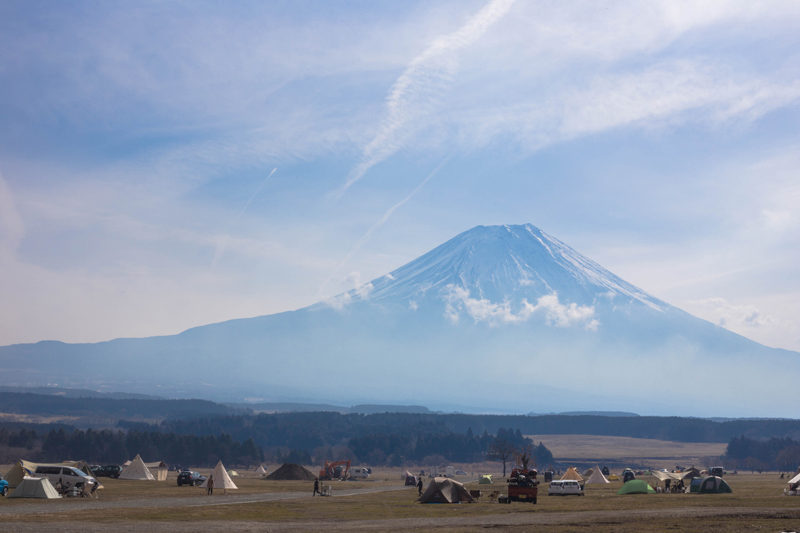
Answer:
[
  {"xmin": 121, "ymin": 457, "xmax": 239, "ymax": 492},
  {"xmin": 1, "ymin": 456, "xmax": 240, "ymax": 499},
  {"xmin": 414, "ymin": 464, "xmax": 735, "ymax": 504}
]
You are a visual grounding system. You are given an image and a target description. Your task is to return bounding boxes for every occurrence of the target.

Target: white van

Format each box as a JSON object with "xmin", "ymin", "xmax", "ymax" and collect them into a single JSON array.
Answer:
[
  {"xmin": 349, "ymin": 467, "xmax": 370, "ymax": 479},
  {"xmin": 34, "ymin": 465, "xmax": 98, "ymax": 492},
  {"xmin": 548, "ymin": 479, "xmax": 584, "ymax": 496}
]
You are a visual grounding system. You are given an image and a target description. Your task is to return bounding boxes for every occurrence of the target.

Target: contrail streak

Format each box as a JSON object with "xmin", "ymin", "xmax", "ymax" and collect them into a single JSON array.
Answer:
[
  {"xmin": 320, "ymin": 155, "xmax": 452, "ymax": 299},
  {"xmin": 212, "ymin": 167, "xmax": 278, "ymax": 268},
  {"xmin": 335, "ymin": 0, "xmax": 515, "ymax": 198}
]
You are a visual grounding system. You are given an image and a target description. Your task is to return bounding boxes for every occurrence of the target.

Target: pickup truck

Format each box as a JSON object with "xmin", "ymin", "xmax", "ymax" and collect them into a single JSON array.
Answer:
[{"xmin": 500, "ymin": 468, "xmax": 538, "ymax": 504}]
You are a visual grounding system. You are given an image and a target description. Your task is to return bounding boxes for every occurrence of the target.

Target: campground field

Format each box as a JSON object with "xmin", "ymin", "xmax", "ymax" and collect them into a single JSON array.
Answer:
[{"xmin": 1, "ymin": 466, "xmax": 799, "ymax": 532}]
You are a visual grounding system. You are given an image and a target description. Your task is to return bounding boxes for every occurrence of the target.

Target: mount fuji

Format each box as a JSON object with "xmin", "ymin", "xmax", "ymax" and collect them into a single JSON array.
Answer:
[{"xmin": 2, "ymin": 224, "xmax": 797, "ymax": 416}]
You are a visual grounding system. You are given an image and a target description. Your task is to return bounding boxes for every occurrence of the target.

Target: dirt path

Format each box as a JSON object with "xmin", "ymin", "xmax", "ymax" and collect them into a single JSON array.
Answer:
[
  {"xmin": 3, "ymin": 504, "xmax": 800, "ymax": 532},
  {"xmin": 0, "ymin": 485, "xmax": 401, "ymax": 516}
]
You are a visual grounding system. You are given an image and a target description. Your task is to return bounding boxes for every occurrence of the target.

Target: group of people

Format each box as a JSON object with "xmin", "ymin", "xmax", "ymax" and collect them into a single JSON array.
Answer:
[
  {"xmin": 54, "ymin": 477, "xmax": 98, "ymax": 498},
  {"xmin": 658, "ymin": 479, "xmax": 685, "ymax": 493}
]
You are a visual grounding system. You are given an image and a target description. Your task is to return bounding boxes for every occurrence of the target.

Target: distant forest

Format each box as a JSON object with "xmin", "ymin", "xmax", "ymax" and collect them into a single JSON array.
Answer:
[
  {"xmin": 157, "ymin": 411, "xmax": 800, "ymax": 446},
  {"xmin": 7, "ymin": 392, "xmax": 800, "ymax": 444},
  {"xmin": 725, "ymin": 435, "xmax": 800, "ymax": 471},
  {"xmin": 4, "ymin": 393, "xmax": 800, "ymax": 469},
  {"xmin": 0, "ymin": 423, "xmax": 551, "ymax": 468}
]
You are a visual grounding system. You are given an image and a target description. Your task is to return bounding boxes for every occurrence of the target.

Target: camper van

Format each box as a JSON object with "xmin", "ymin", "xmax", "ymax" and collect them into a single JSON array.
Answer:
[{"xmin": 34, "ymin": 465, "xmax": 97, "ymax": 492}]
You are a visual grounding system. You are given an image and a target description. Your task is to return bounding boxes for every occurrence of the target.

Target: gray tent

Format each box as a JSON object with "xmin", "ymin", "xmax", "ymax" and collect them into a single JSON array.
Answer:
[
  {"xmin": 690, "ymin": 475, "xmax": 732, "ymax": 494},
  {"xmin": 9, "ymin": 477, "xmax": 61, "ymax": 499},
  {"xmin": 419, "ymin": 477, "xmax": 475, "ymax": 503}
]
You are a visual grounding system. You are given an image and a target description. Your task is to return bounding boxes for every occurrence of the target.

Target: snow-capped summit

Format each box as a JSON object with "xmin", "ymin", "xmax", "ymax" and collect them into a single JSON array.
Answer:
[{"xmin": 364, "ymin": 223, "xmax": 664, "ymax": 311}]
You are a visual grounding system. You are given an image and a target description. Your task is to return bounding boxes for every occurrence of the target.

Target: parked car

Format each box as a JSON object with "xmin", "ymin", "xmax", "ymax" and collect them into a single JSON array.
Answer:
[
  {"xmin": 91, "ymin": 465, "xmax": 122, "ymax": 478},
  {"xmin": 177, "ymin": 470, "xmax": 207, "ymax": 486},
  {"xmin": 34, "ymin": 465, "xmax": 98, "ymax": 492},
  {"xmin": 548, "ymin": 480, "xmax": 584, "ymax": 496}
]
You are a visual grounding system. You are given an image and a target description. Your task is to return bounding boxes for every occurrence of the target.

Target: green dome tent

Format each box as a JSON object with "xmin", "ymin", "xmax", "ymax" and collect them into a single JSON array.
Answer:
[
  {"xmin": 690, "ymin": 476, "xmax": 732, "ymax": 494},
  {"xmin": 617, "ymin": 479, "xmax": 656, "ymax": 495}
]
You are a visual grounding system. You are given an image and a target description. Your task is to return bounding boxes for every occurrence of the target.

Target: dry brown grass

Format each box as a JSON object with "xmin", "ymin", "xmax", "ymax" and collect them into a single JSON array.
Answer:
[
  {"xmin": 1, "ymin": 466, "xmax": 798, "ymax": 531},
  {"xmin": 532, "ymin": 434, "xmax": 727, "ymax": 467}
]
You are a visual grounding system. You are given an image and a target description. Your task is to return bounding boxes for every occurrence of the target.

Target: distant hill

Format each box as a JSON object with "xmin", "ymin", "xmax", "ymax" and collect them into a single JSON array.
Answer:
[
  {"xmin": 0, "ymin": 392, "xmax": 243, "ymax": 425},
  {"xmin": 0, "ymin": 385, "xmax": 163, "ymax": 400},
  {"xmin": 554, "ymin": 411, "xmax": 640, "ymax": 417},
  {"xmin": 228, "ymin": 401, "xmax": 431, "ymax": 414}
]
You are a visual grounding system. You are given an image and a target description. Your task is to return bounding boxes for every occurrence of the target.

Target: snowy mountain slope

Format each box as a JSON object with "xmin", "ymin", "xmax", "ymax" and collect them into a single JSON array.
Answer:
[
  {"xmin": 365, "ymin": 224, "xmax": 665, "ymax": 310},
  {"xmin": 1, "ymin": 223, "xmax": 797, "ymax": 416}
]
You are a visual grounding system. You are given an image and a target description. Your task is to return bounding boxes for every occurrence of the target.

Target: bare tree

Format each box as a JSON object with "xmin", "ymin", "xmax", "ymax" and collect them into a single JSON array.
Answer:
[{"xmin": 488, "ymin": 438, "xmax": 518, "ymax": 477}]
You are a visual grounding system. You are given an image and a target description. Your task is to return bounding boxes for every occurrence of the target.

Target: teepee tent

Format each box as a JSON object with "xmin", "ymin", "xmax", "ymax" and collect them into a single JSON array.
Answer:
[
  {"xmin": 585, "ymin": 465, "xmax": 610, "ymax": 485},
  {"xmin": 419, "ymin": 477, "xmax": 474, "ymax": 503},
  {"xmin": 119, "ymin": 454, "xmax": 155, "ymax": 481},
  {"xmin": 561, "ymin": 466, "xmax": 584, "ymax": 482},
  {"xmin": 8, "ymin": 477, "xmax": 61, "ymax": 499},
  {"xmin": 201, "ymin": 460, "xmax": 238, "ymax": 491},
  {"xmin": 256, "ymin": 465, "xmax": 267, "ymax": 476},
  {"xmin": 144, "ymin": 461, "xmax": 168, "ymax": 481}
]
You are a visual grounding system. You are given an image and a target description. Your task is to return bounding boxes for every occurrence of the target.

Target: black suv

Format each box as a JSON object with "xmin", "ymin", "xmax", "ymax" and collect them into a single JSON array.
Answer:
[
  {"xmin": 91, "ymin": 465, "xmax": 122, "ymax": 478},
  {"xmin": 177, "ymin": 470, "xmax": 207, "ymax": 486}
]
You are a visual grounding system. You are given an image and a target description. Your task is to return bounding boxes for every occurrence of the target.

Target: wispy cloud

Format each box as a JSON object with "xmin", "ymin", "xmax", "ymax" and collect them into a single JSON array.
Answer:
[
  {"xmin": 325, "ymin": 272, "xmax": 375, "ymax": 311},
  {"xmin": 444, "ymin": 285, "xmax": 598, "ymax": 330},
  {"xmin": 336, "ymin": 0, "xmax": 515, "ymax": 195},
  {"xmin": 690, "ymin": 297, "xmax": 774, "ymax": 330},
  {"xmin": 448, "ymin": 60, "xmax": 800, "ymax": 154}
]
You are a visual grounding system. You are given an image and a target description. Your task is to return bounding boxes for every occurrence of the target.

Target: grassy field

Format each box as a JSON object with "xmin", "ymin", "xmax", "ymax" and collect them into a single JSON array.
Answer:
[
  {"xmin": 1, "ymin": 466, "xmax": 798, "ymax": 531},
  {"xmin": 534, "ymin": 434, "xmax": 727, "ymax": 467}
]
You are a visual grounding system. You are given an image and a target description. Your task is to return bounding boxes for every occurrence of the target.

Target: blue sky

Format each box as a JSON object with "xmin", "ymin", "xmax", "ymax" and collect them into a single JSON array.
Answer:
[{"xmin": 1, "ymin": 0, "xmax": 799, "ymax": 351}]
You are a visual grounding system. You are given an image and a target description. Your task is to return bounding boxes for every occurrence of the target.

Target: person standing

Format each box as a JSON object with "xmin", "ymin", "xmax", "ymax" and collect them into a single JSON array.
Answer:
[
  {"xmin": 207, "ymin": 474, "xmax": 214, "ymax": 496},
  {"xmin": 313, "ymin": 477, "xmax": 320, "ymax": 496},
  {"xmin": 417, "ymin": 477, "xmax": 423, "ymax": 496}
]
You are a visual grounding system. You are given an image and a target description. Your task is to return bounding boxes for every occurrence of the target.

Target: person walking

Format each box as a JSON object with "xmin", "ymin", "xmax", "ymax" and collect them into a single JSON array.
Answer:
[
  {"xmin": 313, "ymin": 477, "xmax": 320, "ymax": 496},
  {"xmin": 417, "ymin": 476, "xmax": 423, "ymax": 496},
  {"xmin": 207, "ymin": 474, "xmax": 214, "ymax": 496}
]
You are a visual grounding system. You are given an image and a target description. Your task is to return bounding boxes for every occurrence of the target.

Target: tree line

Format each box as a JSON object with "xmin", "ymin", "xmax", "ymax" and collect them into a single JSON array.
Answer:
[
  {"xmin": 0, "ymin": 427, "xmax": 262, "ymax": 467},
  {"xmin": 725, "ymin": 435, "xmax": 800, "ymax": 471},
  {"xmin": 0, "ymin": 422, "xmax": 553, "ymax": 469},
  {"xmin": 158, "ymin": 412, "xmax": 800, "ymax": 445}
]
